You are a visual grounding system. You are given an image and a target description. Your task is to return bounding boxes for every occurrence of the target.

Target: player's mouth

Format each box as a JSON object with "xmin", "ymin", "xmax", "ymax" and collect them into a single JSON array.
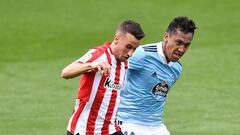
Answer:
[
  {"xmin": 173, "ymin": 52, "xmax": 183, "ymax": 59},
  {"xmin": 124, "ymin": 56, "xmax": 129, "ymax": 60},
  {"xmin": 119, "ymin": 56, "xmax": 129, "ymax": 62}
]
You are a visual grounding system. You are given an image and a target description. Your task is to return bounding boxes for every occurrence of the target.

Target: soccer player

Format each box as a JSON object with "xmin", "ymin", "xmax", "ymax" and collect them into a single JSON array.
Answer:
[
  {"xmin": 117, "ymin": 16, "xmax": 197, "ymax": 135},
  {"xmin": 61, "ymin": 20, "xmax": 145, "ymax": 135}
]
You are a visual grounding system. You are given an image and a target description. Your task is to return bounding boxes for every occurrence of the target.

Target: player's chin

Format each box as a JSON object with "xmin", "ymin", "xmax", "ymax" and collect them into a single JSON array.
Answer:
[
  {"xmin": 117, "ymin": 57, "xmax": 128, "ymax": 62},
  {"xmin": 122, "ymin": 57, "xmax": 129, "ymax": 62},
  {"xmin": 171, "ymin": 55, "xmax": 181, "ymax": 62},
  {"xmin": 173, "ymin": 54, "xmax": 182, "ymax": 61}
]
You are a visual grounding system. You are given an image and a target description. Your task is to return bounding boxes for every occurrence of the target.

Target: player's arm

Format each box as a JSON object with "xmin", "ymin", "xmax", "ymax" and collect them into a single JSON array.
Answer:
[
  {"xmin": 61, "ymin": 61, "xmax": 111, "ymax": 79},
  {"xmin": 61, "ymin": 62, "xmax": 94, "ymax": 79}
]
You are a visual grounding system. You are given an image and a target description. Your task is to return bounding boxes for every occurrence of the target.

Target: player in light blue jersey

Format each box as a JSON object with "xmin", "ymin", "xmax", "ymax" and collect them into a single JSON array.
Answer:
[{"xmin": 117, "ymin": 16, "xmax": 197, "ymax": 135}]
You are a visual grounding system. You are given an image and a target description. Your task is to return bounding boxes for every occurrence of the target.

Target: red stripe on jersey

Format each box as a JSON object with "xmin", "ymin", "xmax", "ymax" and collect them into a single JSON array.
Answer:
[
  {"xmin": 124, "ymin": 60, "xmax": 128, "ymax": 69},
  {"xmin": 101, "ymin": 90, "xmax": 118, "ymax": 135},
  {"xmin": 86, "ymin": 76, "xmax": 108, "ymax": 134},
  {"xmin": 114, "ymin": 62, "xmax": 122, "ymax": 132},
  {"xmin": 77, "ymin": 42, "xmax": 111, "ymax": 101},
  {"xmin": 77, "ymin": 73, "xmax": 95, "ymax": 101},
  {"xmin": 85, "ymin": 42, "xmax": 110, "ymax": 63},
  {"xmin": 114, "ymin": 120, "xmax": 121, "ymax": 132},
  {"xmin": 70, "ymin": 102, "xmax": 87, "ymax": 134},
  {"xmin": 85, "ymin": 46, "xmax": 113, "ymax": 134},
  {"xmin": 105, "ymin": 49, "xmax": 112, "ymax": 65},
  {"xmin": 86, "ymin": 49, "xmax": 104, "ymax": 63},
  {"xmin": 108, "ymin": 44, "xmax": 113, "ymax": 54},
  {"xmin": 114, "ymin": 62, "xmax": 121, "ymax": 83},
  {"xmin": 101, "ymin": 62, "xmax": 122, "ymax": 134}
]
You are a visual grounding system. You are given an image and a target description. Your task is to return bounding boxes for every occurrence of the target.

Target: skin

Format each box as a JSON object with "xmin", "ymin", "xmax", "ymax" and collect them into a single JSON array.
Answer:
[
  {"xmin": 111, "ymin": 32, "xmax": 140, "ymax": 62},
  {"xmin": 61, "ymin": 32, "xmax": 140, "ymax": 79},
  {"xmin": 162, "ymin": 29, "xmax": 194, "ymax": 63}
]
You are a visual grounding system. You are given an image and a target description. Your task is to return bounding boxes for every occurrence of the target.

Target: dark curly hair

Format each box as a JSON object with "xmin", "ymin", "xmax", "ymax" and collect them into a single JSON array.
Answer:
[{"xmin": 166, "ymin": 16, "xmax": 197, "ymax": 36}]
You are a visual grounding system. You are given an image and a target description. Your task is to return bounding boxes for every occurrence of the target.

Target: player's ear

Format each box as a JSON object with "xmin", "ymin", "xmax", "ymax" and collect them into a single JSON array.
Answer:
[
  {"xmin": 163, "ymin": 32, "xmax": 169, "ymax": 42},
  {"xmin": 113, "ymin": 34, "xmax": 120, "ymax": 44}
]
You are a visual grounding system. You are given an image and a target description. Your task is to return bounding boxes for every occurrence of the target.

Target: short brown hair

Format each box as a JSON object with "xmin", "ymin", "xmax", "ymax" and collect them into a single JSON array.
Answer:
[{"xmin": 117, "ymin": 20, "xmax": 145, "ymax": 40}]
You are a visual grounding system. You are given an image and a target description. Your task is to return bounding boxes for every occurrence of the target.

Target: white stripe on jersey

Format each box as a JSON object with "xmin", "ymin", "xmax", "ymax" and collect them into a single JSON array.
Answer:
[
  {"xmin": 67, "ymin": 100, "xmax": 80, "ymax": 131},
  {"xmin": 109, "ymin": 62, "xmax": 127, "ymax": 124},
  {"xmin": 94, "ymin": 52, "xmax": 118, "ymax": 134},
  {"xmin": 75, "ymin": 73, "xmax": 103, "ymax": 134},
  {"xmin": 67, "ymin": 44, "xmax": 127, "ymax": 135},
  {"xmin": 74, "ymin": 54, "xmax": 107, "ymax": 134}
]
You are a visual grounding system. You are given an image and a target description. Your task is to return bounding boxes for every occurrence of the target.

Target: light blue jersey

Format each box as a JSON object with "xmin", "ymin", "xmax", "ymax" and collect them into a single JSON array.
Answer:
[{"xmin": 117, "ymin": 42, "xmax": 182, "ymax": 126}]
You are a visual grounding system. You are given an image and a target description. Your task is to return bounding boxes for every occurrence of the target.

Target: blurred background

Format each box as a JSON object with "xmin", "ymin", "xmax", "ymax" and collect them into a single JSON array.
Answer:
[{"xmin": 0, "ymin": 0, "xmax": 239, "ymax": 134}]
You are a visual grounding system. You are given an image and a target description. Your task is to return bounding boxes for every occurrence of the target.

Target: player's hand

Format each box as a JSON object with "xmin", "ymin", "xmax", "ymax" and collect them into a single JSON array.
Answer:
[{"xmin": 90, "ymin": 61, "xmax": 111, "ymax": 76}]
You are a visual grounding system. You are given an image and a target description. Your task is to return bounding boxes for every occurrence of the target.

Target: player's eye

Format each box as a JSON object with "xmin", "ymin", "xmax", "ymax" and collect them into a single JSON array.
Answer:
[
  {"xmin": 126, "ymin": 44, "xmax": 133, "ymax": 49},
  {"xmin": 176, "ymin": 40, "xmax": 182, "ymax": 46}
]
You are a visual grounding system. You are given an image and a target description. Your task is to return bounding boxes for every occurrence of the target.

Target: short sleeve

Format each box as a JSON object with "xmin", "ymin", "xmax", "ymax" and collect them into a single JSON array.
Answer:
[{"xmin": 77, "ymin": 48, "xmax": 104, "ymax": 63}]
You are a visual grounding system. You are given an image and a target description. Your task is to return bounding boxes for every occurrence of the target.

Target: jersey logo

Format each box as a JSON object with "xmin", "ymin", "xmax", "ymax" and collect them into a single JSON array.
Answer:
[
  {"xmin": 78, "ymin": 49, "xmax": 96, "ymax": 63},
  {"xmin": 104, "ymin": 77, "xmax": 122, "ymax": 91},
  {"xmin": 152, "ymin": 81, "xmax": 169, "ymax": 97}
]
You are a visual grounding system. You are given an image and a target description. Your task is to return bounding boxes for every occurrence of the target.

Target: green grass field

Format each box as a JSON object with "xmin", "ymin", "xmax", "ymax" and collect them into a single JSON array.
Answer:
[{"xmin": 1, "ymin": 0, "xmax": 240, "ymax": 134}]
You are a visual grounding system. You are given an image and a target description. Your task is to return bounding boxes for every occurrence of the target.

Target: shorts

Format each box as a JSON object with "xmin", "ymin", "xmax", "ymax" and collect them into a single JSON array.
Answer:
[{"xmin": 118, "ymin": 121, "xmax": 170, "ymax": 135}]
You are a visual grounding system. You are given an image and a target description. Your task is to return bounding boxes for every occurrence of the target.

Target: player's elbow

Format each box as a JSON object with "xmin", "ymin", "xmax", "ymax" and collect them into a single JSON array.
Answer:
[{"xmin": 61, "ymin": 69, "xmax": 72, "ymax": 79}]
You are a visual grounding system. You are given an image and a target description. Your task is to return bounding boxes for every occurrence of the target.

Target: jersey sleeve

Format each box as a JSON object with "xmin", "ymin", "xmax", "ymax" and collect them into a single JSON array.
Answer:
[
  {"xmin": 76, "ymin": 48, "xmax": 104, "ymax": 63},
  {"xmin": 128, "ymin": 46, "xmax": 145, "ymax": 70}
]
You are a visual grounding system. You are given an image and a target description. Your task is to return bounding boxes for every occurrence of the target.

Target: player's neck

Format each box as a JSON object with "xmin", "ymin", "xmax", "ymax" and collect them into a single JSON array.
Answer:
[
  {"xmin": 109, "ymin": 43, "xmax": 115, "ymax": 54},
  {"xmin": 109, "ymin": 43, "xmax": 119, "ymax": 61},
  {"xmin": 162, "ymin": 43, "xmax": 170, "ymax": 63}
]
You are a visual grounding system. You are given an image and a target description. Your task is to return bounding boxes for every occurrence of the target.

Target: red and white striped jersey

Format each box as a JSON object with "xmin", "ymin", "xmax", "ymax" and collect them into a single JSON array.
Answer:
[{"xmin": 67, "ymin": 42, "xmax": 128, "ymax": 135}]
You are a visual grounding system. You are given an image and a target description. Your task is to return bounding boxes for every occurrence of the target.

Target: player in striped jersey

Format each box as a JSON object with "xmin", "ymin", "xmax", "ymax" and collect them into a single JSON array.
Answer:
[
  {"xmin": 117, "ymin": 16, "xmax": 197, "ymax": 135},
  {"xmin": 61, "ymin": 20, "xmax": 145, "ymax": 135}
]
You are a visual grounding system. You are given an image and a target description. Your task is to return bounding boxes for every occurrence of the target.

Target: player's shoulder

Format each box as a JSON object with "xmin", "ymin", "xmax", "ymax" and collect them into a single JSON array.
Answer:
[
  {"xmin": 171, "ymin": 61, "xmax": 182, "ymax": 73},
  {"xmin": 141, "ymin": 43, "xmax": 158, "ymax": 52},
  {"xmin": 93, "ymin": 42, "xmax": 109, "ymax": 53},
  {"xmin": 131, "ymin": 43, "xmax": 159, "ymax": 60},
  {"xmin": 176, "ymin": 61, "xmax": 182, "ymax": 67},
  {"xmin": 79, "ymin": 43, "xmax": 109, "ymax": 63},
  {"xmin": 88, "ymin": 42, "xmax": 111, "ymax": 57}
]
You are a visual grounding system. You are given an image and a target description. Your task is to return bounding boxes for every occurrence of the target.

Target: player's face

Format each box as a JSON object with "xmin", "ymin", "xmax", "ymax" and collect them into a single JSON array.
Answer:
[
  {"xmin": 163, "ymin": 29, "xmax": 193, "ymax": 62},
  {"xmin": 113, "ymin": 33, "xmax": 140, "ymax": 62}
]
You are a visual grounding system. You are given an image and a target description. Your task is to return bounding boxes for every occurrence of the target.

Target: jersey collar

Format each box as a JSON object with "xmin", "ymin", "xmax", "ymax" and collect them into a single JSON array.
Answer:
[{"xmin": 157, "ymin": 42, "xmax": 173, "ymax": 65}]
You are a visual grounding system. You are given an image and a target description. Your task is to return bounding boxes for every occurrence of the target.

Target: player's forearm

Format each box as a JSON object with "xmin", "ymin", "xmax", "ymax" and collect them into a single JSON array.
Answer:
[{"xmin": 61, "ymin": 62, "xmax": 93, "ymax": 79}]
